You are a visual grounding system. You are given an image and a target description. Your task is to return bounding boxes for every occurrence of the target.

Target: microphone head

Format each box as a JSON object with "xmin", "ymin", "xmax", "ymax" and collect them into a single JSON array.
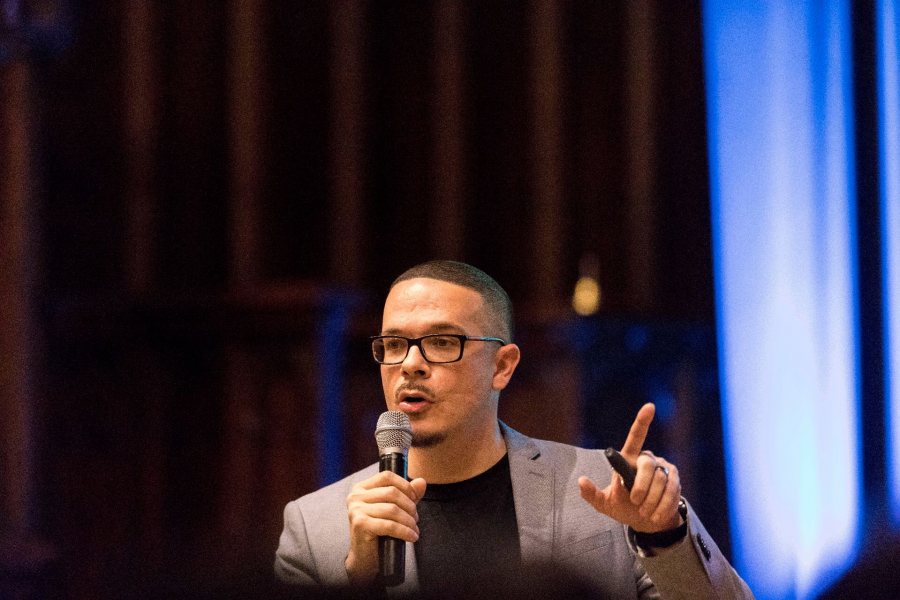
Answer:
[{"xmin": 375, "ymin": 411, "xmax": 412, "ymax": 456}]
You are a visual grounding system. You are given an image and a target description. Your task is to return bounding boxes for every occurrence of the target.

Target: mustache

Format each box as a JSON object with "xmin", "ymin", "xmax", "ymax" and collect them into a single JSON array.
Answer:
[{"xmin": 395, "ymin": 382, "xmax": 434, "ymax": 402}]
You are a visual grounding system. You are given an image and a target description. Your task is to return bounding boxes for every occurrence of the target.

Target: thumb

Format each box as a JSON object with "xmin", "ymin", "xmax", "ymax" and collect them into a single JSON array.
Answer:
[
  {"xmin": 410, "ymin": 477, "xmax": 427, "ymax": 503},
  {"xmin": 578, "ymin": 476, "xmax": 611, "ymax": 514}
]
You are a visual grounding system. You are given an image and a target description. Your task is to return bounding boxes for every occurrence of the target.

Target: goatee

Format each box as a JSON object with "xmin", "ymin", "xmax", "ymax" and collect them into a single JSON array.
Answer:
[{"xmin": 412, "ymin": 431, "xmax": 446, "ymax": 448}]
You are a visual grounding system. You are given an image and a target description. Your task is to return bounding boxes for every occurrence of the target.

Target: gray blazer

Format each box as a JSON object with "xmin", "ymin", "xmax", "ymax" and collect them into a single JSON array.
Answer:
[{"xmin": 275, "ymin": 423, "xmax": 753, "ymax": 599}]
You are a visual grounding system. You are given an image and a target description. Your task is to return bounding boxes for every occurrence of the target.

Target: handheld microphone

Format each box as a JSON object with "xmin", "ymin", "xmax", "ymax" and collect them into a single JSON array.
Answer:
[{"xmin": 374, "ymin": 411, "xmax": 413, "ymax": 587}]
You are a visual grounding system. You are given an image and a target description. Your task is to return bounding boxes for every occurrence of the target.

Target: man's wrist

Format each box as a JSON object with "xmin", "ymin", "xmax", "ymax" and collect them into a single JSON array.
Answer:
[
  {"xmin": 630, "ymin": 499, "xmax": 688, "ymax": 550},
  {"xmin": 345, "ymin": 551, "xmax": 378, "ymax": 588}
]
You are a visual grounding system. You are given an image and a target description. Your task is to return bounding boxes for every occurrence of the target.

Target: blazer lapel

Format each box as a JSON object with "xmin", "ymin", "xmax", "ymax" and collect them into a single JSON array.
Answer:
[{"xmin": 502, "ymin": 422, "xmax": 554, "ymax": 565}]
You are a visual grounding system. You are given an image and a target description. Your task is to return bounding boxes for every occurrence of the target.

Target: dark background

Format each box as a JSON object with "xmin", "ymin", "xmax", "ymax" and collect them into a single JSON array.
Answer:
[{"xmin": 1, "ymin": 1, "xmax": 732, "ymax": 598}]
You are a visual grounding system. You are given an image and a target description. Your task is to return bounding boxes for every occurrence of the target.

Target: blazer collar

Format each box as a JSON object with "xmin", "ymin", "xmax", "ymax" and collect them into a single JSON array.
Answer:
[{"xmin": 501, "ymin": 422, "xmax": 554, "ymax": 565}]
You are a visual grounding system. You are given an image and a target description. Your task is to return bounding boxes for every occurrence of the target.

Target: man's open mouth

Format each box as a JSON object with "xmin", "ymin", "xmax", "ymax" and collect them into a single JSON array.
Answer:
[{"xmin": 403, "ymin": 395, "xmax": 426, "ymax": 403}]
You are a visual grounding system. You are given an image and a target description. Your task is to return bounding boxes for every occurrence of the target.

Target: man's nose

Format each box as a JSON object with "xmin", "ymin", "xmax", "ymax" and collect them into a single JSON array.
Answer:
[{"xmin": 401, "ymin": 343, "xmax": 430, "ymax": 377}]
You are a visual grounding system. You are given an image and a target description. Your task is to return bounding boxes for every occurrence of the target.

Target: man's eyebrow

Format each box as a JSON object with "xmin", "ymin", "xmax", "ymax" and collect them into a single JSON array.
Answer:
[{"xmin": 380, "ymin": 323, "xmax": 464, "ymax": 336}]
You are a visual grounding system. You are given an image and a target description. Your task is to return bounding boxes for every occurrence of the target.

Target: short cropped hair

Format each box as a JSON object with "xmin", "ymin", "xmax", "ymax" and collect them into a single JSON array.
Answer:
[{"xmin": 391, "ymin": 260, "xmax": 514, "ymax": 341}]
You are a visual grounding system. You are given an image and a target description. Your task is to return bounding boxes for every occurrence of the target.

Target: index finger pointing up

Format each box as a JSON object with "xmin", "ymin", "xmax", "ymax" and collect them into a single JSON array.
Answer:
[{"xmin": 620, "ymin": 403, "xmax": 656, "ymax": 460}]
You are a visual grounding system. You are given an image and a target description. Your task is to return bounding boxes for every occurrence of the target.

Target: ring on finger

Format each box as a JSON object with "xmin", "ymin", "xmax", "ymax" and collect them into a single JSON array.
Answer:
[{"xmin": 655, "ymin": 465, "xmax": 670, "ymax": 478}]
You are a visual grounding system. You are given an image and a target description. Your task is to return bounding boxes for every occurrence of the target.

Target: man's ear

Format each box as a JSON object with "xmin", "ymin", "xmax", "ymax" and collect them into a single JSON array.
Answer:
[{"xmin": 492, "ymin": 344, "xmax": 521, "ymax": 391}]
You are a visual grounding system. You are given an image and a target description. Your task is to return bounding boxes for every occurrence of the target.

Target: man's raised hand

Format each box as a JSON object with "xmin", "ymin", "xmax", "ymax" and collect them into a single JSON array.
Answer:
[{"xmin": 578, "ymin": 403, "xmax": 683, "ymax": 533}]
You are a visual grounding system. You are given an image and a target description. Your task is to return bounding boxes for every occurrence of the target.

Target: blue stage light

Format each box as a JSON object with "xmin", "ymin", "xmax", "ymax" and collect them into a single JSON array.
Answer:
[
  {"xmin": 703, "ymin": 2, "xmax": 862, "ymax": 597},
  {"xmin": 879, "ymin": 0, "xmax": 900, "ymax": 527}
]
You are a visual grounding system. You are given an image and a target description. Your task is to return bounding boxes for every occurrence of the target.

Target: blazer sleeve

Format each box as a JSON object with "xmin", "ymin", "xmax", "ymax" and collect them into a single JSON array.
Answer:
[
  {"xmin": 274, "ymin": 499, "xmax": 321, "ymax": 586},
  {"xmin": 274, "ymin": 468, "xmax": 370, "ymax": 588},
  {"xmin": 630, "ymin": 500, "xmax": 754, "ymax": 600}
]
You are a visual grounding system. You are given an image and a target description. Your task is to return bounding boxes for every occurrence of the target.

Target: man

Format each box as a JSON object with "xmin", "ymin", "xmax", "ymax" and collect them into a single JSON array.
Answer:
[{"xmin": 275, "ymin": 260, "xmax": 753, "ymax": 599}]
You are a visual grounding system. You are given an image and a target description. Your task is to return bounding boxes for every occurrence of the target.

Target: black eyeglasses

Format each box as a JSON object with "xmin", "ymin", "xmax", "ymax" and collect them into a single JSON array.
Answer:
[{"xmin": 370, "ymin": 334, "xmax": 507, "ymax": 364}]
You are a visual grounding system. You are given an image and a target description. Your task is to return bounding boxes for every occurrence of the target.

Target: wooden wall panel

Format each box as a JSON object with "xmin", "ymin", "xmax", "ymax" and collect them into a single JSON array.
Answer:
[
  {"xmin": 564, "ymin": 2, "xmax": 629, "ymax": 314},
  {"xmin": 624, "ymin": 0, "xmax": 658, "ymax": 312},
  {"xmin": 530, "ymin": 0, "xmax": 566, "ymax": 305},
  {"xmin": 123, "ymin": 0, "xmax": 160, "ymax": 295},
  {"xmin": 228, "ymin": 0, "xmax": 267, "ymax": 287},
  {"xmin": 432, "ymin": 0, "xmax": 467, "ymax": 260},
  {"xmin": 329, "ymin": 0, "xmax": 366, "ymax": 286},
  {"xmin": 0, "ymin": 60, "xmax": 36, "ymax": 534}
]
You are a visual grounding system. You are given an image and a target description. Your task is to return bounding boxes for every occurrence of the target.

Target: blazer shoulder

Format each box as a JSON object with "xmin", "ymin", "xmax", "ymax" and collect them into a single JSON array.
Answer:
[{"xmin": 502, "ymin": 423, "xmax": 611, "ymax": 480}]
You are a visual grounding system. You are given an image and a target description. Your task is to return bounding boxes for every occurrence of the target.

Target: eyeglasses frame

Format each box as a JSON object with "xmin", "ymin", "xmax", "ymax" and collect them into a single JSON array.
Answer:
[{"xmin": 370, "ymin": 333, "xmax": 507, "ymax": 364}]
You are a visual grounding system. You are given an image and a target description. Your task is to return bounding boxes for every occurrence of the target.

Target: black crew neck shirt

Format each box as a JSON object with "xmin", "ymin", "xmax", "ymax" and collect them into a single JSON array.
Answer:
[{"xmin": 414, "ymin": 454, "xmax": 521, "ymax": 597}]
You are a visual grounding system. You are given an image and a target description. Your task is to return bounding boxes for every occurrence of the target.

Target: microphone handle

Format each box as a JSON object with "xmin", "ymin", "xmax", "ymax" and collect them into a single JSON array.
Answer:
[{"xmin": 378, "ymin": 452, "xmax": 408, "ymax": 586}]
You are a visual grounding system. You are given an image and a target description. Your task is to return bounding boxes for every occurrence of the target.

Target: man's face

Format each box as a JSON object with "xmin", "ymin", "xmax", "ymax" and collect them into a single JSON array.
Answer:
[{"xmin": 379, "ymin": 277, "xmax": 515, "ymax": 448}]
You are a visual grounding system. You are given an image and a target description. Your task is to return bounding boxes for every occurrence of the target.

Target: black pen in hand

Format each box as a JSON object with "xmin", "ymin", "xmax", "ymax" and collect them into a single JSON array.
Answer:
[{"xmin": 604, "ymin": 448, "xmax": 636, "ymax": 491}]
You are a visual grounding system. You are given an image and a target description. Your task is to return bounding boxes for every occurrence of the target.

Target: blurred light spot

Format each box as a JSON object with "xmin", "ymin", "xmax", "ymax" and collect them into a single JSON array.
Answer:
[{"xmin": 572, "ymin": 276, "xmax": 601, "ymax": 316}]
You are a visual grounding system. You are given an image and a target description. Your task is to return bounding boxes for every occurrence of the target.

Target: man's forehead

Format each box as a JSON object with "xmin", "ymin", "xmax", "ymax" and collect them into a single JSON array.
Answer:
[
  {"xmin": 383, "ymin": 278, "xmax": 485, "ymax": 321},
  {"xmin": 386, "ymin": 277, "xmax": 479, "ymax": 301}
]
